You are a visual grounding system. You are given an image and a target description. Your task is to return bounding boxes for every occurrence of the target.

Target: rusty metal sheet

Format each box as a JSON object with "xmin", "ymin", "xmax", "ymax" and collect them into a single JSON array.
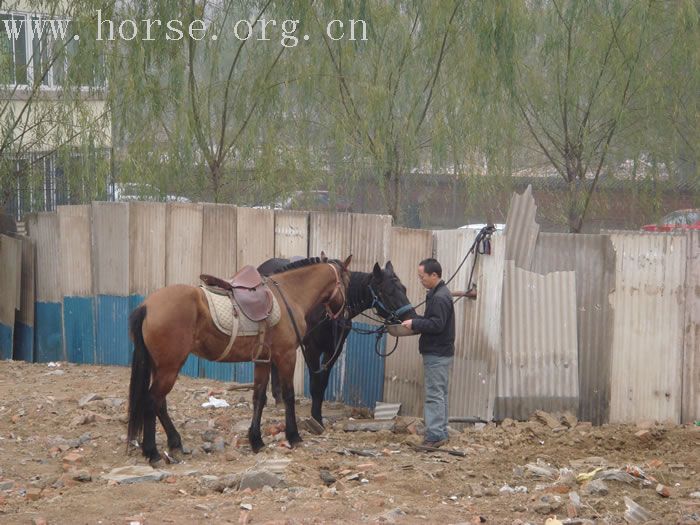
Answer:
[
  {"xmin": 92, "ymin": 202, "xmax": 129, "ymax": 295},
  {"xmin": 200, "ymin": 204, "xmax": 237, "ymax": 277},
  {"xmin": 58, "ymin": 205, "xmax": 93, "ymax": 297},
  {"xmin": 608, "ymin": 232, "xmax": 687, "ymax": 424},
  {"xmin": 32, "ymin": 212, "xmax": 62, "ymax": 302},
  {"xmin": 496, "ymin": 261, "xmax": 579, "ymax": 420},
  {"xmin": 383, "ymin": 227, "xmax": 433, "ymax": 416},
  {"xmin": 129, "ymin": 202, "xmax": 166, "ymax": 295},
  {"xmin": 504, "ymin": 185, "xmax": 540, "ymax": 270},
  {"xmin": 165, "ymin": 203, "xmax": 203, "ymax": 286},
  {"xmin": 0, "ymin": 234, "xmax": 22, "ymax": 359},
  {"xmin": 236, "ymin": 207, "xmax": 274, "ymax": 269},
  {"xmin": 14, "ymin": 235, "xmax": 35, "ymax": 361},
  {"xmin": 309, "ymin": 212, "xmax": 352, "ymax": 260},
  {"xmin": 350, "ymin": 213, "xmax": 392, "ymax": 273},
  {"xmin": 434, "ymin": 229, "xmax": 505, "ymax": 422},
  {"xmin": 58, "ymin": 205, "xmax": 95, "ymax": 364},
  {"xmin": 532, "ymin": 233, "xmax": 616, "ymax": 425},
  {"xmin": 682, "ymin": 230, "xmax": 700, "ymax": 423},
  {"xmin": 274, "ymin": 211, "xmax": 308, "ymax": 259},
  {"xmin": 26, "ymin": 213, "xmax": 63, "ymax": 362},
  {"xmin": 17, "ymin": 235, "xmax": 35, "ymax": 326}
]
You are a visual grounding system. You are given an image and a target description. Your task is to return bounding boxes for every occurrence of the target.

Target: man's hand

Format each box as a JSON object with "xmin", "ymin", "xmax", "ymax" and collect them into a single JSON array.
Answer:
[{"xmin": 401, "ymin": 319, "xmax": 412, "ymax": 329}]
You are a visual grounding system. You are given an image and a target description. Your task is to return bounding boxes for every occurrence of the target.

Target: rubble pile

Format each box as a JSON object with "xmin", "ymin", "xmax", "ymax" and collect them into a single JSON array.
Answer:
[{"xmin": 0, "ymin": 361, "xmax": 699, "ymax": 524}]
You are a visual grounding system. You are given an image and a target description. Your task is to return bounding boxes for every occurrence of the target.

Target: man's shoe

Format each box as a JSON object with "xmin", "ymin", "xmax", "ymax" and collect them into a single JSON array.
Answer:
[{"xmin": 422, "ymin": 438, "xmax": 448, "ymax": 448}]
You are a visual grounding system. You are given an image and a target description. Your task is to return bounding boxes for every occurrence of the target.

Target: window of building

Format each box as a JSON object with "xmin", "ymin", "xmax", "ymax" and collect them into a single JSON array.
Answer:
[{"xmin": 1, "ymin": 11, "xmax": 103, "ymax": 88}]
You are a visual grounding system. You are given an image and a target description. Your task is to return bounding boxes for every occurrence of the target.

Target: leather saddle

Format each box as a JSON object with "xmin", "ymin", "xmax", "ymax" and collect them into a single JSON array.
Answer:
[{"xmin": 200, "ymin": 265, "xmax": 273, "ymax": 322}]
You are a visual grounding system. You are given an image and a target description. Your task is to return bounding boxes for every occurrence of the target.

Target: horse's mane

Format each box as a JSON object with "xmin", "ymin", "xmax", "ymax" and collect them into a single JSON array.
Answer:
[{"xmin": 270, "ymin": 257, "xmax": 323, "ymax": 275}]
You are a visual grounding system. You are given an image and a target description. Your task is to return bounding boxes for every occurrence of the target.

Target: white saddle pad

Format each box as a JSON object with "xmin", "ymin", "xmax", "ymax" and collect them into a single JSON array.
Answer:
[{"xmin": 201, "ymin": 286, "xmax": 281, "ymax": 337}]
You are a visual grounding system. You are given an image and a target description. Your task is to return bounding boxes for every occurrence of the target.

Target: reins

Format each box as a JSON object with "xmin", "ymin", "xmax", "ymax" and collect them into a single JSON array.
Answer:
[{"xmin": 269, "ymin": 262, "xmax": 349, "ymax": 375}]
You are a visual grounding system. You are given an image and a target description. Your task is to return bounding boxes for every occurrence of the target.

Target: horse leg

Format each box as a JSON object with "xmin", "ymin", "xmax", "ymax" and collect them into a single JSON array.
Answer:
[
  {"xmin": 270, "ymin": 363, "xmax": 283, "ymax": 405},
  {"xmin": 248, "ymin": 362, "xmax": 271, "ymax": 453},
  {"xmin": 156, "ymin": 399, "xmax": 185, "ymax": 461},
  {"xmin": 144, "ymin": 368, "xmax": 180, "ymax": 466},
  {"xmin": 276, "ymin": 356, "xmax": 303, "ymax": 447},
  {"xmin": 309, "ymin": 326, "xmax": 350, "ymax": 426}
]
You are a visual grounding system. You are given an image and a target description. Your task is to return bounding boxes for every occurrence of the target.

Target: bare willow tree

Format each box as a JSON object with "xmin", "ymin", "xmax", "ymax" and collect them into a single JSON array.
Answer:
[
  {"xmin": 305, "ymin": 1, "xmax": 474, "ymax": 221},
  {"xmin": 497, "ymin": 0, "xmax": 699, "ymax": 232},
  {"xmin": 111, "ymin": 0, "xmax": 315, "ymax": 204}
]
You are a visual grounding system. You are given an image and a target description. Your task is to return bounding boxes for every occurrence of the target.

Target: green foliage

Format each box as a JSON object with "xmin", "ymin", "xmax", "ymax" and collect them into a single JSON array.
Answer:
[{"xmin": 2, "ymin": 0, "xmax": 698, "ymax": 229}]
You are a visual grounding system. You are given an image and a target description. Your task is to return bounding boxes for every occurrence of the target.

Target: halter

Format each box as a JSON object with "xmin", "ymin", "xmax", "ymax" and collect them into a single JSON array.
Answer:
[{"xmin": 368, "ymin": 284, "xmax": 414, "ymax": 324}]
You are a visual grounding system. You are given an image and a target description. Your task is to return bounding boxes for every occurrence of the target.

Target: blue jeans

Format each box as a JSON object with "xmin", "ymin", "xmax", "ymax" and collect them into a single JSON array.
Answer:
[{"xmin": 422, "ymin": 354, "xmax": 453, "ymax": 442}]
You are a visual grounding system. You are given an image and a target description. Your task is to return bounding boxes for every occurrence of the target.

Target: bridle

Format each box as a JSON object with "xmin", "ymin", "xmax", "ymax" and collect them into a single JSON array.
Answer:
[
  {"xmin": 367, "ymin": 284, "xmax": 414, "ymax": 325},
  {"xmin": 324, "ymin": 262, "xmax": 347, "ymax": 320},
  {"xmin": 269, "ymin": 261, "xmax": 349, "ymax": 375}
]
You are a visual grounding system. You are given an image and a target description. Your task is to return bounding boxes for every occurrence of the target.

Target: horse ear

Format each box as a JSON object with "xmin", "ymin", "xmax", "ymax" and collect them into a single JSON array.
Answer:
[
  {"xmin": 320, "ymin": 251, "xmax": 328, "ymax": 262},
  {"xmin": 373, "ymin": 262, "xmax": 383, "ymax": 279},
  {"xmin": 385, "ymin": 260, "xmax": 395, "ymax": 274},
  {"xmin": 343, "ymin": 255, "xmax": 353, "ymax": 269}
]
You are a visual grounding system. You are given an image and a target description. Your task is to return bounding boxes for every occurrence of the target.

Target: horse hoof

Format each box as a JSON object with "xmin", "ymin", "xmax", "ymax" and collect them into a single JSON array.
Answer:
[
  {"xmin": 287, "ymin": 433, "xmax": 303, "ymax": 447},
  {"xmin": 250, "ymin": 440, "xmax": 265, "ymax": 453},
  {"xmin": 149, "ymin": 457, "xmax": 165, "ymax": 468}
]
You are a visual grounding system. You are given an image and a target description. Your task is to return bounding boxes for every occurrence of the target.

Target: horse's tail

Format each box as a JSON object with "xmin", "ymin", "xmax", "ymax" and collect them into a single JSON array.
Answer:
[{"xmin": 127, "ymin": 305, "xmax": 151, "ymax": 448}]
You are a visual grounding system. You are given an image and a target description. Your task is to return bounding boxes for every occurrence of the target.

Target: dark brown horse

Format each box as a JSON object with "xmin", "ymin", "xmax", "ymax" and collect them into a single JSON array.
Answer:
[{"xmin": 127, "ymin": 256, "xmax": 351, "ymax": 464}]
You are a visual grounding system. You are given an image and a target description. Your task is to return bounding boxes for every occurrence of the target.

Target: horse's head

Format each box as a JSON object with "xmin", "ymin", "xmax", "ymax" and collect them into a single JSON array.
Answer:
[
  {"xmin": 325, "ymin": 255, "xmax": 352, "ymax": 319},
  {"xmin": 369, "ymin": 261, "xmax": 417, "ymax": 323}
]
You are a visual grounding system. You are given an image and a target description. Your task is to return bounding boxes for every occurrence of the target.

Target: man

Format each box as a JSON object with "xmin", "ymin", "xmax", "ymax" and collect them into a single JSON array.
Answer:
[{"xmin": 401, "ymin": 258, "xmax": 455, "ymax": 448}]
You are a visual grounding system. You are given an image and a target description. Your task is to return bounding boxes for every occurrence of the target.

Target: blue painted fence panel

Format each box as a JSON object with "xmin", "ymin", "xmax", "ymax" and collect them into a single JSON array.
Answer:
[
  {"xmin": 13, "ymin": 322, "xmax": 33, "ymax": 362},
  {"xmin": 35, "ymin": 302, "xmax": 63, "ymax": 362},
  {"xmin": 201, "ymin": 361, "xmax": 235, "ymax": 382},
  {"xmin": 96, "ymin": 295, "xmax": 131, "ymax": 366},
  {"xmin": 234, "ymin": 363, "xmax": 254, "ymax": 383},
  {"xmin": 180, "ymin": 354, "xmax": 201, "ymax": 378},
  {"xmin": 0, "ymin": 323, "xmax": 12, "ymax": 360},
  {"xmin": 343, "ymin": 324, "xmax": 386, "ymax": 408},
  {"xmin": 63, "ymin": 296, "xmax": 96, "ymax": 364}
]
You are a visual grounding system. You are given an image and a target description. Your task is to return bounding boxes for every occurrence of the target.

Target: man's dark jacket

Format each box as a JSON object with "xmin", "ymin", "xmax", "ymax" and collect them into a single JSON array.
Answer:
[{"xmin": 411, "ymin": 280, "xmax": 455, "ymax": 357}]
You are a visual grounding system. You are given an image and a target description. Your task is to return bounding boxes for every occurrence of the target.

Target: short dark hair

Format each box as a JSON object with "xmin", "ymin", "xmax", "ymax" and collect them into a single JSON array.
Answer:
[{"xmin": 419, "ymin": 258, "xmax": 442, "ymax": 278}]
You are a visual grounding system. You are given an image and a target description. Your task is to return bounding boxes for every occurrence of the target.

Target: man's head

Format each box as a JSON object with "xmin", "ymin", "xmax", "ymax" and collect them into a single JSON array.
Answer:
[{"xmin": 418, "ymin": 258, "xmax": 442, "ymax": 290}]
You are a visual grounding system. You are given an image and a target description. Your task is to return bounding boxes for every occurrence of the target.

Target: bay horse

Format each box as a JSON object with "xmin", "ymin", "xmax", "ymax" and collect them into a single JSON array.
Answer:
[
  {"xmin": 127, "ymin": 256, "xmax": 351, "ymax": 464},
  {"xmin": 257, "ymin": 258, "xmax": 417, "ymax": 426}
]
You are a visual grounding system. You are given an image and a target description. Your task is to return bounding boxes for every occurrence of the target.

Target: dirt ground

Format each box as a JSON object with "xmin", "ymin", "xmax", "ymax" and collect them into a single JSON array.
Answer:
[{"xmin": 0, "ymin": 361, "xmax": 698, "ymax": 525}]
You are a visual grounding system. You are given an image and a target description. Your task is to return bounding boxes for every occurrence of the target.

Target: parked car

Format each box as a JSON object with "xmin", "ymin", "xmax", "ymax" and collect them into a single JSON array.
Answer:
[
  {"xmin": 112, "ymin": 183, "xmax": 190, "ymax": 203},
  {"xmin": 276, "ymin": 190, "xmax": 352, "ymax": 212},
  {"xmin": 641, "ymin": 209, "xmax": 700, "ymax": 232}
]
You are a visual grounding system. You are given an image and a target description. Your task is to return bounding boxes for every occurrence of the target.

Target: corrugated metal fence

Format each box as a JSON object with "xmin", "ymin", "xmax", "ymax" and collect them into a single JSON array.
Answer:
[{"xmin": 2, "ymin": 196, "xmax": 699, "ymax": 424}]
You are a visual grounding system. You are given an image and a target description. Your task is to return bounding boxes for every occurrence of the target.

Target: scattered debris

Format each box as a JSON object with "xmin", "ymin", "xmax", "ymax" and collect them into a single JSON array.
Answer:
[
  {"xmin": 409, "ymin": 443, "xmax": 466, "ymax": 457},
  {"xmin": 226, "ymin": 382, "xmax": 254, "ymax": 391},
  {"xmin": 525, "ymin": 459, "xmax": 558, "ymax": 479},
  {"xmin": 238, "ymin": 470, "xmax": 282, "ymax": 491},
  {"xmin": 319, "ymin": 469, "xmax": 336, "ymax": 486},
  {"xmin": 339, "ymin": 448, "xmax": 381, "ymax": 457},
  {"xmin": 500, "ymin": 484, "xmax": 528, "ymax": 494},
  {"xmin": 201, "ymin": 396, "xmax": 230, "ymax": 408},
  {"xmin": 78, "ymin": 393, "xmax": 103, "ymax": 406},
  {"xmin": 343, "ymin": 420, "xmax": 395, "ymax": 432},
  {"xmin": 299, "ymin": 417, "xmax": 324, "ymax": 435},
  {"xmin": 655, "ymin": 483, "xmax": 671, "ymax": 498},
  {"xmin": 374, "ymin": 402, "xmax": 401, "ymax": 420},
  {"xmin": 623, "ymin": 496, "xmax": 656, "ymax": 524},
  {"xmin": 102, "ymin": 466, "xmax": 170, "ymax": 484}
]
